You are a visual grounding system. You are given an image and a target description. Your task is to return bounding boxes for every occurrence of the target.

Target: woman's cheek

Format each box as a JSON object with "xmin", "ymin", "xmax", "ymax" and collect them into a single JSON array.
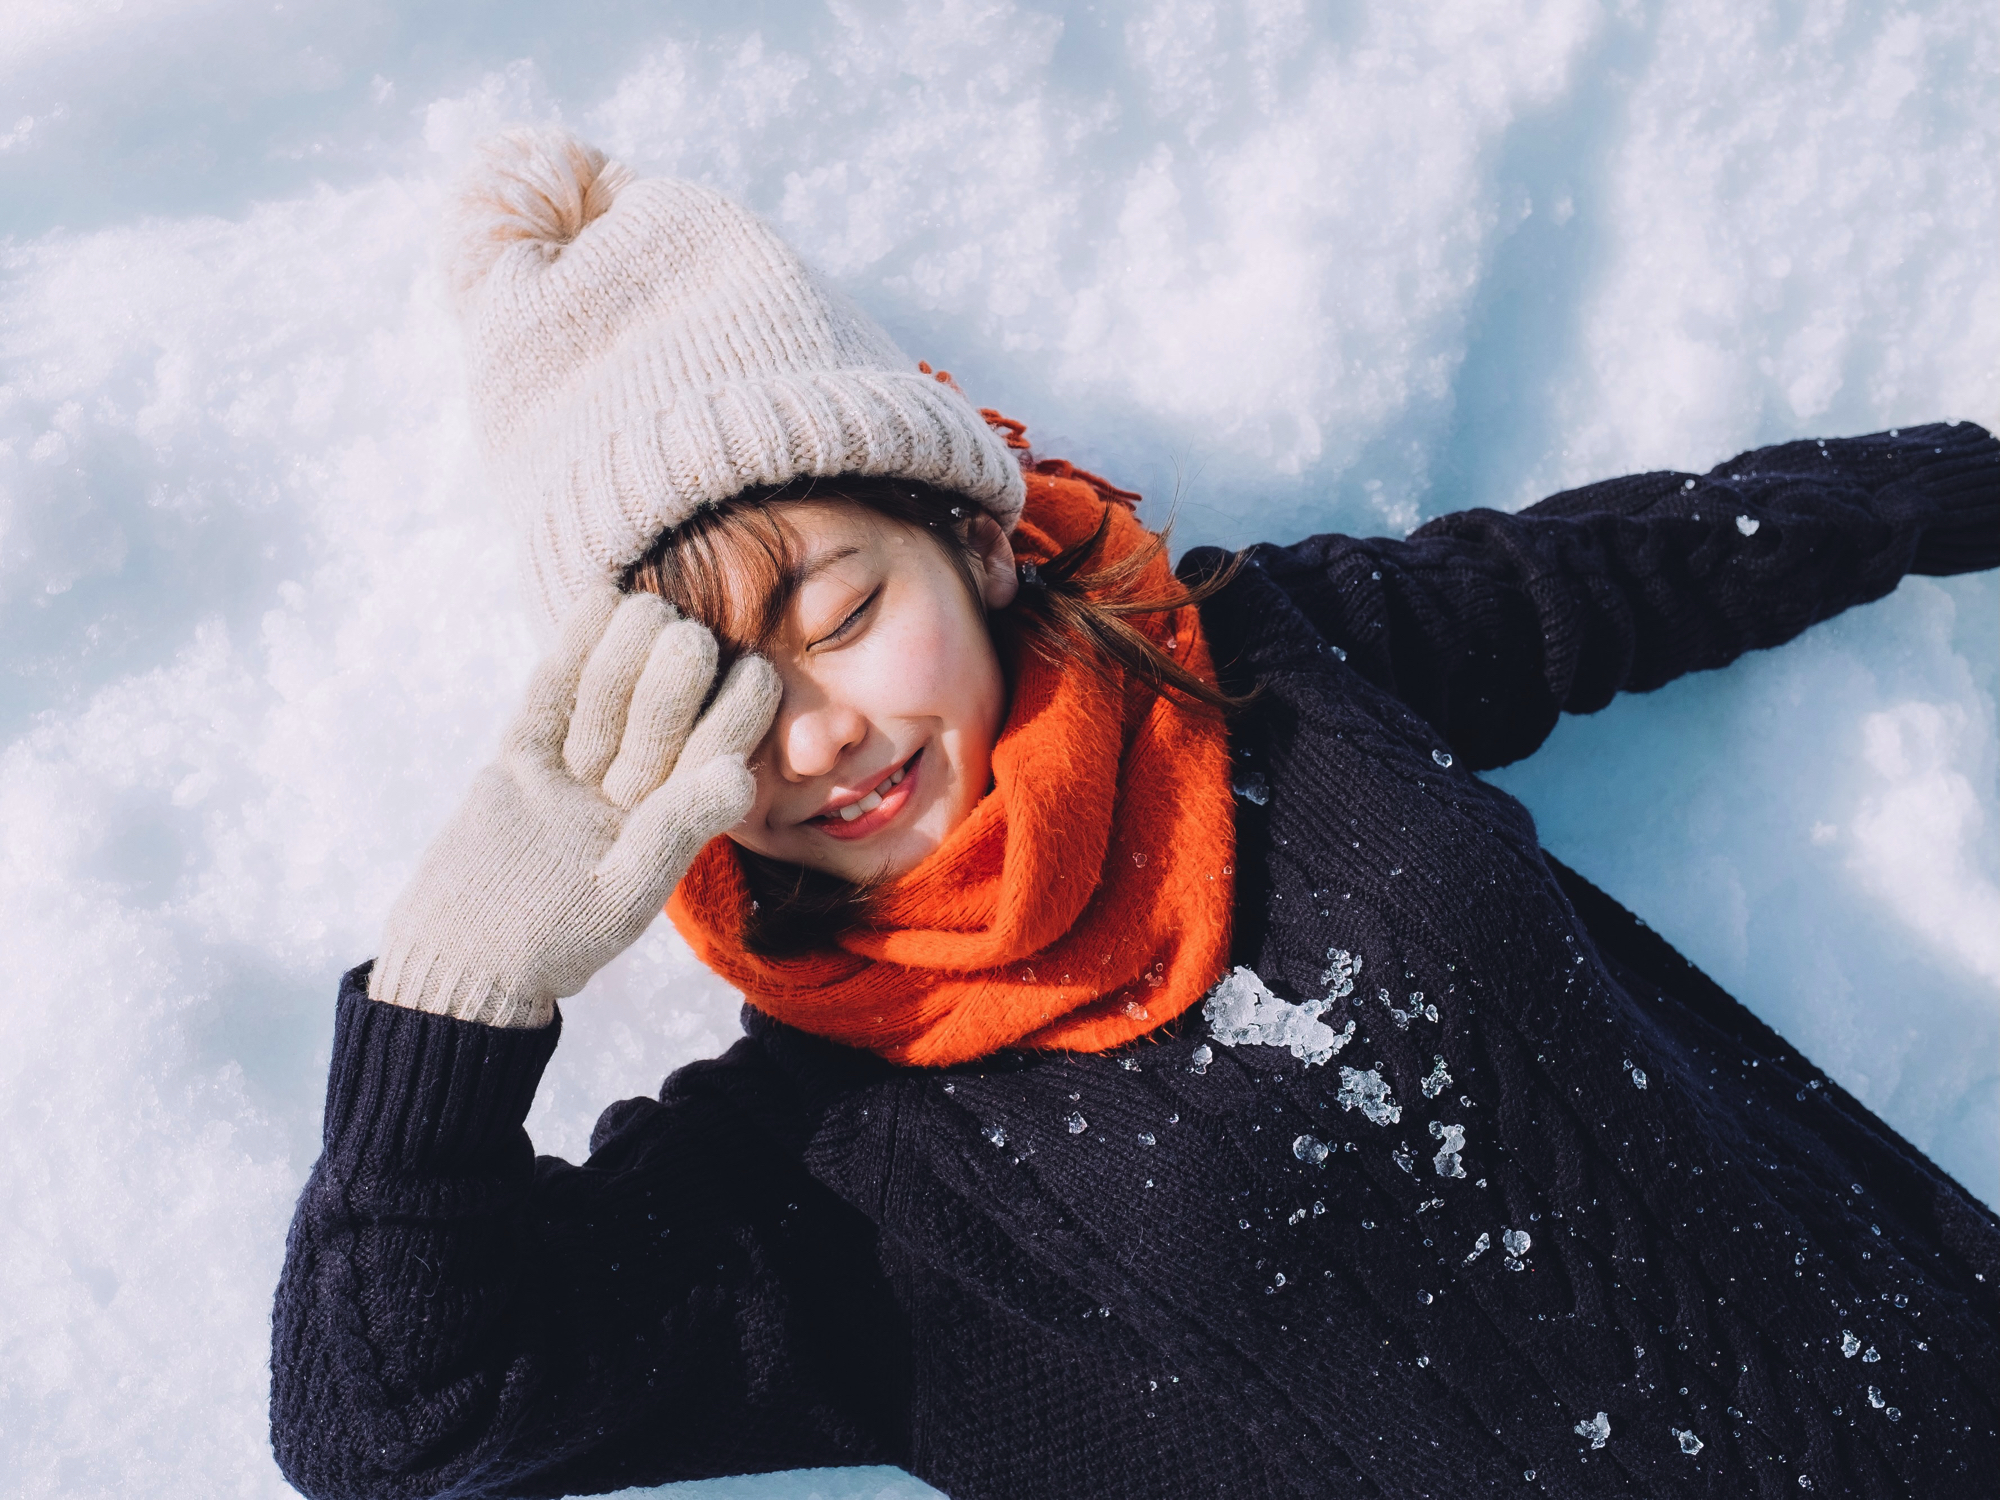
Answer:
[{"xmin": 872, "ymin": 601, "xmax": 961, "ymax": 718}]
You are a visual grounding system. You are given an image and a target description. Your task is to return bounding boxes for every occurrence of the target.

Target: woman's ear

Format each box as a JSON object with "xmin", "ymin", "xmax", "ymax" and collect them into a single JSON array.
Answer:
[{"xmin": 968, "ymin": 511, "xmax": 1018, "ymax": 609}]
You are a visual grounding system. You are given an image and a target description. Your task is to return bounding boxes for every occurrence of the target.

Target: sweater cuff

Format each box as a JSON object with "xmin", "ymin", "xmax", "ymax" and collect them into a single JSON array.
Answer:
[
  {"xmin": 1874, "ymin": 421, "xmax": 1998, "ymax": 575},
  {"xmin": 321, "ymin": 962, "xmax": 563, "ymax": 1176}
]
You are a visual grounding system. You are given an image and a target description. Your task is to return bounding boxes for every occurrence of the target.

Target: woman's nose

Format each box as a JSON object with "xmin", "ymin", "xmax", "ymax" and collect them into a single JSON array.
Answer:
[{"xmin": 777, "ymin": 695, "xmax": 867, "ymax": 782}]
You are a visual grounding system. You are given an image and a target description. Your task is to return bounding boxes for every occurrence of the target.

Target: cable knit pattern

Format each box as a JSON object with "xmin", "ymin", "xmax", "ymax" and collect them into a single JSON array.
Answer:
[
  {"xmin": 449, "ymin": 130, "xmax": 1026, "ymax": 631},
  {"xmin": 271, "ymin": 424, "xmax": 2000, "ymax": 1499}
]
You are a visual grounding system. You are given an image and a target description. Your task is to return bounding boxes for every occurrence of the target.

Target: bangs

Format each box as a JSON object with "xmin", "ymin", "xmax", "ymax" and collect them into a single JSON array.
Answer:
[
  {"xmin": 624, "ymin": 500, "xmax": 810, "ymax": 662},
  {"xmin": 621, "ymin": 476, "xmax": 983, "ymax": 661}
]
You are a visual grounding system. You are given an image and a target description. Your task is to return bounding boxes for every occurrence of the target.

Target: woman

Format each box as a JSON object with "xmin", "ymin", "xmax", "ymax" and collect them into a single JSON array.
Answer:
[{"xmin": 270, "ymin": 131, "xmax": 1999, "ymax": 1498}]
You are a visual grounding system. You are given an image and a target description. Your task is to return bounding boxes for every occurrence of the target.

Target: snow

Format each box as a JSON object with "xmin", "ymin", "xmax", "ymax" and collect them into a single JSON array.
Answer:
[
  {"xmin": 1203, "ymin": 963, "xmax": 1354, "ymax": 1065},
  {"xmin": 1421, "ymin": 1054, "xmax": 1453, "ymax": 1098},
  {"xmin": 0, "ymin": 1, "xmax": 1993, "ymax": 1496},
  {"xmin": 1574, "ymin": 1411, "xmax": 1611, "ymax": 1449},
  {"xmin": 1336, "ymin": 1066, "xmax": 1404, "ymax": 1126},
  {"xmin": 1429, "ymin": 1121, "xmax": 1467, "ymax": 1178}
]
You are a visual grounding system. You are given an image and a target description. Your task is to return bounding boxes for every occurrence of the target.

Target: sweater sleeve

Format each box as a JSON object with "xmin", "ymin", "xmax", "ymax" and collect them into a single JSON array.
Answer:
[
  {"xmin": 1188, "ymin": 421, "xmax": 1996, "ymax": 770},
  {"xmin": 269, "ymin": 967, "xmax": 907, "ymax": 1500}
]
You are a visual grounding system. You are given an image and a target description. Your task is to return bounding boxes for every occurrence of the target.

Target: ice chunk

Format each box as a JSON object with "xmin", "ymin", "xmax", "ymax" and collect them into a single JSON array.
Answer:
[
  {"xmin": 1432, "ymin": 748, "xmax": 1454, "ymax": 768},
  {"xmin": 1866, "ymin": 1386, "xmax": 1884, "ymax": 1409},
  {"xmin": 1336, "ymin": 1066, "xmax": 1403, "ymax": 1125},
  {"xmin": 1574, "ymin": 1411, "xmax": 1610, "ymax": 1449},
  {"xmin": 1137, "ymin": 1131, "xmax": 1156, "ymax": 1147},
  {"xmin": 1502, "ymin": 1228, "xmax": 1531, "ymax": 1257},
  {"xmin": 1736, "ymin": 514, "xmax": 1760, "ymax": 535},
  {"xmin": 1430, "ymin": 1121, "xmax": 1466, "ymax": 1178},
  {"xmin": 1673, "ymin": 1427, "xmax": 1704, "ymax": 1456},
  {"xmin": 1631, "ymin": 1068, "xmax": 1649, "ymax": 1090},
  {"xmin": 984, "ymin": 1125, "xmax": 1007, "ymax": 1148},
  {"xmin": 1392, "ymin": 1142, "xmax": 1415, "ymax": 1173},
  {"xmin": 1463, "ymin": 1232, "xmax": 1491, "ymax": 1264},
  {"xmin": 1421, "ymin": 1055, "xmax": 1453, "ymax": 1098},
  {"xmin": 1232, "ymin": 770, "xmax": 1270, "ymax": 805},
  {"xmin": 1203, "ymin": 965, "xmax": 1355, "ymax": 1067},
  {"xmin": 1293, "ymin": 1133, "xmax": 1329, "ymax": 1165},
  {"xmin": 1319, "ymin": 947, "xmax": 1364, "ymax": 1001},
  {"xmin": 1841, "ymin": 1330, "xmax": 1861, "ymax": 1357},
  {"xmin": 1065, "ymin": 1111, "xmax": 1088, "ymax": 1134},
  {"xmin": 1861, "ymin": 1346, "xmax": 1880, "ymax": 1363},
  {"xmin": 1189, "ymin": 1043, "xmax": 1213, "ymax": 1075}
]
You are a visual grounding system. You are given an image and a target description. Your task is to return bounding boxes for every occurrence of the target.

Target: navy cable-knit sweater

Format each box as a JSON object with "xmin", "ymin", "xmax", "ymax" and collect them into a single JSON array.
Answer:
[{"xmin": 271, "ymin": 424, "xmax": 2000, "ymax": 1499}]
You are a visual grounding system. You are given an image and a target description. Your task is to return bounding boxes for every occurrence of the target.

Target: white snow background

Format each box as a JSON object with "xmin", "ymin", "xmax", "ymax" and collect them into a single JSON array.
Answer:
[{"xmin": 2, "ymin": 2, "xmax": 1995, "ymax": 1496}]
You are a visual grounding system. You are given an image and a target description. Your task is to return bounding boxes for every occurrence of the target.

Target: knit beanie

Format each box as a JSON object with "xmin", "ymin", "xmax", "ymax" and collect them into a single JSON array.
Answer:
[{"xmin": 445, "ymin": 129, "xmax": 1027, "ymax": 630}]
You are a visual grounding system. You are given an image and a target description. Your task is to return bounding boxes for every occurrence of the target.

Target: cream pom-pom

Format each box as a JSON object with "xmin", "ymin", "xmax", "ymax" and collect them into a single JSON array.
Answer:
[{"xmin": 444, "ymin": 127, "xmax": 635, "ymax": 303}]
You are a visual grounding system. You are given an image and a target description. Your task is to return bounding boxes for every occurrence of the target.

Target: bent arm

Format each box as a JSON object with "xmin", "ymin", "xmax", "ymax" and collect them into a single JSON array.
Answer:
[
  {"xmin": 1194, "ymin": 422, "xmax": 1995, "ymax": 769},
  {"xmin": 269, "ymin": 968, "xmax": 903, "ymax": 1499}
]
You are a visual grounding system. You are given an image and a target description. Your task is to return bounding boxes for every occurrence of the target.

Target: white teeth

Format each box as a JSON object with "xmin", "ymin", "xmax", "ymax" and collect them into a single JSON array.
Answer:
[{"xmin": 829, "ymin": 763, "xmax": 907, "ymax": 824}]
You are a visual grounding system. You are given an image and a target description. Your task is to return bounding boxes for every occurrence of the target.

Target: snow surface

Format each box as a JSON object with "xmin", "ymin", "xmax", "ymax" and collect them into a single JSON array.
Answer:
[{"xmin": 1, "ymin": 2, "xmax": 1995, "ymax": 1496}]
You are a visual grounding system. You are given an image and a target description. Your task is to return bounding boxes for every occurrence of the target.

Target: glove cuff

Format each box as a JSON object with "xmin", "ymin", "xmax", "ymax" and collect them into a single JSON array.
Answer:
[{"xmin": 368, "ymin": 941, "xmax": 556, "ymax": 1030}]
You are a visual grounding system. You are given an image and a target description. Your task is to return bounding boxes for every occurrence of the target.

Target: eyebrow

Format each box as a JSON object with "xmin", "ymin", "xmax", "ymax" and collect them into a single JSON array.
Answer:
[
  {"xmin": 746, "ymin": 540, "xmax": 866, "ymax": 648},
  {"xmin": 791, "ymin": 543, "xmax": 865, "ymax": 588}
]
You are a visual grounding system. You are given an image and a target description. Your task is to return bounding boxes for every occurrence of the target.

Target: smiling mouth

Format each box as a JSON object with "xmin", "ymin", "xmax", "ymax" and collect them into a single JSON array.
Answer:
[{"xmin": 812, "ymin": 750, "xmax": 921, "ymax": 840}]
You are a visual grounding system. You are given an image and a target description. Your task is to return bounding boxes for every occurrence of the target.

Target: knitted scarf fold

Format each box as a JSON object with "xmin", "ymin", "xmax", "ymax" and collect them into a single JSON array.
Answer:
[{"xmin": 666, "ymin": 462, "xmax": 1237, "ymax": 1067}]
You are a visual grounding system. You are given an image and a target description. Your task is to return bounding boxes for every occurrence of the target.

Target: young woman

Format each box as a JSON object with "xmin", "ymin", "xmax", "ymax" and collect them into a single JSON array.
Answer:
[{"xmin": 270, "ymin": 132, "xmax": 2000, "ymax": 1499}]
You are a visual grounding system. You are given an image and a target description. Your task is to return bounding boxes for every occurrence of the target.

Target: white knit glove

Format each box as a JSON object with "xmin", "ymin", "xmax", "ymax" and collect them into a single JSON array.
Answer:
[{"xmin": 369, "ymin": 585, "xmax": 779, "ymax": 1028}]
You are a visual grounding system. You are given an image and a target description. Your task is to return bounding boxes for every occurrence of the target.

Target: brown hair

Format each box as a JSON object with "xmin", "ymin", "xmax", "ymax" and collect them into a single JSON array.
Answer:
[{"xmin": 621, "ymin": 471, "xmax": 1244, "ymax": 953}]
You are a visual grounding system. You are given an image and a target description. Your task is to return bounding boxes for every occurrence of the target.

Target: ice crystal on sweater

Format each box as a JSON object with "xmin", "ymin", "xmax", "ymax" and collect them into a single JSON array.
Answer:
[
  {"xmin": 1336, "ymin": 1066, "xmax": 1402, "ymax": 1125},
  {"xmin": 1319, "ymin": 947, "xmax": 1363, "ymax": 1000},
  {"xmin": 1430, "ymin": 1121, "xmax": 1466, "ymax": 1178},
  {"xmin": 1421, "ymin": 1055, "xmax": 1452, "ymax": 1098},
  {"xmin": 1204, "ymin": 966, "xmax": 1354, "ymax": 1067}
]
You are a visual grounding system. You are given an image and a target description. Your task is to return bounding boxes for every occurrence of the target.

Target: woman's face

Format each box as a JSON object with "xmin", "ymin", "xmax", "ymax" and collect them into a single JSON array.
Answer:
[{"xmin": 723, "ymin": 501, "xmax": 1017, "ymax": 883}]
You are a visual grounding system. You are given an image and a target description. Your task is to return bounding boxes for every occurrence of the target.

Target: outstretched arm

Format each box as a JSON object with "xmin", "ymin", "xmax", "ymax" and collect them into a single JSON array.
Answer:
[
  {"xmin": 269, "ymin": 976, "xmax": 905, "ymax": 1499},
  {"xmin": 1188, "ymin": 422, "xmax": 1995, "ymax": 769}
]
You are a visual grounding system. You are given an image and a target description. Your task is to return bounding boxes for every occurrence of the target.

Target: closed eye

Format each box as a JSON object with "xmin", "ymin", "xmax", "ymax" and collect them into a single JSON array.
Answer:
[{"xmin": 810, "ymin": 587, "xmax": 880, "ymax": 649}]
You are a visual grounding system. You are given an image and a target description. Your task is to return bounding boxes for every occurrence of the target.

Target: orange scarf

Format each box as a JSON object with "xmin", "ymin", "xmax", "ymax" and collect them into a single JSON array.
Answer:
[{"xmin": 667, "ymin": 461, "xmax": 1236, "ymax": 1067}]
